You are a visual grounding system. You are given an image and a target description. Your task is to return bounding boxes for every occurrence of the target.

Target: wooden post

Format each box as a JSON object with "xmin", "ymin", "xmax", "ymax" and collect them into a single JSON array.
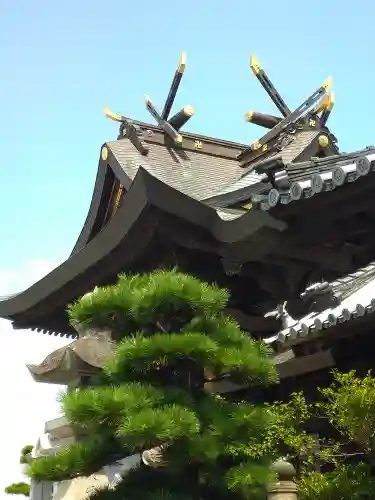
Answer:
[{"xmin": 267, "ymin": 459, "xmax": 298, "ymax": 500}]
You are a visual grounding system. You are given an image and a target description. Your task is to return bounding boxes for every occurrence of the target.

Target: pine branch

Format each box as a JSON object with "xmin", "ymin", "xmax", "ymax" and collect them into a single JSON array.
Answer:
[
  {"xmin": 4, "ymin": 482, "xmax": 30, "ymax": 497},
  {"xmin": 27, "ymin": 436, "xmax": 124, "ymax": 482}
]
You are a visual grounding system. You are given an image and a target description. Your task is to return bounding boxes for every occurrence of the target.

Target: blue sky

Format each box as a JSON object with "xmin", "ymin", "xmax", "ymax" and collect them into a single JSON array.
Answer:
[
  {"xmin": 1, "ymin": 0, "xmax": 375, "ymax": 495},
  {"xmin": 2, "ymin": 0, "xmax": 375, "ymax": 266}
]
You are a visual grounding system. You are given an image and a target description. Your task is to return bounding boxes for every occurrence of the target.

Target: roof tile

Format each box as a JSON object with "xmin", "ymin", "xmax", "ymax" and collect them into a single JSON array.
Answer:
[
  {"xmin": 268, "ymin": 261, "xmax": 375, "ymax": 345},
  {"xmin": 107, "ymin": 139, "xmax": 244, "ymax": 201}
]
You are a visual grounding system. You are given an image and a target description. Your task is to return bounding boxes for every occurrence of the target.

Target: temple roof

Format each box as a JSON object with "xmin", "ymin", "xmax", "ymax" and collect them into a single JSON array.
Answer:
[
  {"xmin": 106, "ymin": 128, "xmax": 248, "ymax": 199},
  {"xmin": 267, "ymin": 261, "xmax": 375, "ymax": 346},
  {"xmin": 3, "ymin": 53, "xmax": 375, "ymax": 338},
  {"xmin": 71, "ymin": 124, "xmax": 248, "ymax": 255},
  {"xmin": 2, "ymin": 126, "xmax": 375, "ymax": 337},
  {"xmin": 0, "ymin": 149, "xmax": 286, "ymax": 336},
  {"xmin": 205, "ymin": 146, "xmax": 375, "ymax": 211}
]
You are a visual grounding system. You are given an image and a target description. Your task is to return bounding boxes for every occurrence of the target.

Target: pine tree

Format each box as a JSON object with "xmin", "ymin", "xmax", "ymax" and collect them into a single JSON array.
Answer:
[{"xmin": 27, "ymin": 270, "xmax": 278, "ymax": 499}]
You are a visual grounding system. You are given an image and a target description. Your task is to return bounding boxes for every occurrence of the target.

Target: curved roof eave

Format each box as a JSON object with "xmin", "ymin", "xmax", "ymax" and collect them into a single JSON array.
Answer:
[
  {"xmin": 70, "ymin": 123, "xmax": 250, "ymax": 257},
  {"xmin": 0, "ymin": 164, "xmax": 286, "ymax": 321},
  {"xmin": 70, "ymin": 145, "xmax": 133, "ymax": 256}
]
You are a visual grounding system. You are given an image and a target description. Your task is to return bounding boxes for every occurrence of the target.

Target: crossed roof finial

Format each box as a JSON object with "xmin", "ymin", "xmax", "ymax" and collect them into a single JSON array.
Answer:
[
  {"xmin": 104, "ymin": 52, "xmax": 194, "ymax": 146},
  {"xmin": 239, "ymin": 54, "xmax": 335, "ymax": 163}
]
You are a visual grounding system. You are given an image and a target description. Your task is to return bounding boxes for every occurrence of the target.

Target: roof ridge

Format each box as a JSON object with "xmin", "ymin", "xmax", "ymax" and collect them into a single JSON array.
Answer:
[
  {"xmin": 126, "ymin": 118, "xmax": 249, "ymax": 150},
  {"xmin": 288, "ymin": 145, "xmax": 375, "ymax": 170}
]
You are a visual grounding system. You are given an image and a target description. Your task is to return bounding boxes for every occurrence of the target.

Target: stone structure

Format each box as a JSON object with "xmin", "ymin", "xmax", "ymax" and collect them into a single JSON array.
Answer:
[
  {"xmin": 268, "ymin": 460, "xmax": 298, "ymax": 500},
  {"xmin": 31, "ymin": 416, "xmax": 140, "ymax": 500}
]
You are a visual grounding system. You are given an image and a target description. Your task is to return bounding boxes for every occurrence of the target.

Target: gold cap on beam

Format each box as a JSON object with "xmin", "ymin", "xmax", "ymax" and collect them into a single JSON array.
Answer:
[
  {"xmin": 327, "ymin": 92, "xmax": 335, "ymax": 110},
  {"xmin": 250, "ymin": 54, "xmax": 262, "ymax": 75},
  {"xmin": 314, "ymin": 94, "xmax": 330, "ymax": 114},
  {"xmin": 314, "ymin": 91, "xmax": 335, "ymax": 115},
  {"xmin": 322, "ymin": 76, "xmax": 333, "ymax": 92},
  {"xmin": 318, "ymin": 135, "xmax": 329, "ymax": 148},
  {"xmin": 245, "ymin": 111, "xmax": 281, "ymax": 129},
  {"xmin": 245, "ymin": 111, "xmax": 254, "ymax": 122},
  {"xmin": 178, "ymin": 52, "xmax": 187, "ymax": 73},
  {"xmin": 101, "ymin": 146, "xmax": 109, "ymax": 161},
  {"xmin": 183, "ymin": 105, "xmax": 195, "ymax": 116},
  {"xmin": 104, "ymin": 107, "xmax": 123, "ymax": 122}
]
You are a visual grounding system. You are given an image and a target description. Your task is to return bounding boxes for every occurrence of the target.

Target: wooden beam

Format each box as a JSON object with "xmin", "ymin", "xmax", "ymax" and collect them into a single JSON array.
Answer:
[
  {"xmin": 227, "ymin": 229, "xmax": 352, "ymax": 272},
  {"xmin": 277, "ymin": 350, "xmax": 335, "ymax": 378},
  {"xmin": 293, "ymin": 192, "xmax": 375, "ymax": 229},
  {"xmin": 245, "ymin": 111, "xmax": 282, "ymax": 129},
  {"xmin": 168, "ymin": 105, "xmax": 195, "ymax": 131},
  {"xmin": 161, "ymin": 52, "xmax": 186, "ymax": 120},
  {"xmin": 288, "ymin": 214, "xmax": 373, "ymax": 247},
  {"xmin": 269, "ymin": 243, "xmax": 352, "ymax": 270}
]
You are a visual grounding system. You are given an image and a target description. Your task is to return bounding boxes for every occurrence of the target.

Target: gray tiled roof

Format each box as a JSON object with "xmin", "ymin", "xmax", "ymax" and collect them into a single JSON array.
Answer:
[
  {"xmin": 204, "ymin": 172, "xmax": 265, "ymax": 208},
  {"xmin": 259, "ymin": 149, "xmax": 375, "ymax": 211},
  {"xmin": 204, "ymin": 131, "xmax": 321, "ymax": 207},
  {"xmin": 281, "ymin": 130, "xmax": 322, "ymax": 163},
  {"xmin": 108, "ymin": 133, "xmax": 375, "ymax": 218},
  {"xmin": 270, "ymin": 262, "xmax": 375, "ymax": 344},
  {"xmin": 212, "ymin": 171, "xmax": 263, "ymax": 197},
  {"xmin": 256, "ymin": 130, "xmax": 321, "ymax": 166},
  {"xmin": 207, "ymin": 147, "xmax": 375, "ymax": 212},
  {"xmin": 107, "ymin": 140, "xmax": 244, "ymax": 201}
]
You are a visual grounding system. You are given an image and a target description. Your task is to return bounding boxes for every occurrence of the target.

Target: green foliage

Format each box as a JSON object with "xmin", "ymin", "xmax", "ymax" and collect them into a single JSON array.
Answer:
[
  {"xmin": 258, "ymin": 370, "xmax": 375, "ymax": 500},
  {"xmin": 21, "ymin": 446, "xmax": 33, "ymax": 457},
  {"xmin": 4, "ymin": 483, "xmax": 30, "ymax": 497},
  {"xmin": 319, "ymin": 370, "xmax": 375, "ymax": 453},
  {"xmin": 243, "ymin": 393, "xmax": 316, "ymax": 462},
  {"xmin": 20, "ymin": 445, "xmax": 33, "ymax": 465},
  {"xmin": 29, "ymin": 436, "xmax": 124, "ymax": 482},
  {"xmin": 68, "ymin": 271, "xmax": 229, "ymax": 334},
  {"xmin": 5, "ymin": 446, "xmax": 33, "ymax": 497},
  {"xmin": 27, "ymin": 270, "xmax": 278, "ymax": 499},
  {"xmin": 299, "ymin": 463, "xmax": 375, "ymax": 500}
]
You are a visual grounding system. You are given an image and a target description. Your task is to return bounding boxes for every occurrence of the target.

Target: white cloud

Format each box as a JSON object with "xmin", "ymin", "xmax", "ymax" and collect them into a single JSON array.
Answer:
[{"xmin": 0, "ymin": 260, "xmax": 70, "ymax": 499}]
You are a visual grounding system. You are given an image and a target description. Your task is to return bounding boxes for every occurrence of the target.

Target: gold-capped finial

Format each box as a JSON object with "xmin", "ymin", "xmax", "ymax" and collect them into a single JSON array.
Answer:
[
  {"xmin": 322, "ymin": 76, "xmax": 333, "ymax": 92},
  {"xmin": 327, "ymin": 92, "xmax": 335, "ymax": 110},
  {"xmin": 318, "ymin": 135, "xmax": 329, "ymax": 148},
  {"xmin": 314, "ymin": 94, "xmax": 330, "ymax": 114},
  {"xmin": 245, "ymin": 111, "xmax": 281, "ymax": 129},
  {"xmin": 184, "ymin": 105, "xmax": 195, "ymax": 117},
  {"xmin": 104, "ymin": 107, "xmax": 123, "ymax": 122},
  {"xmin": 245, "ymin": 111, "xmax": 254, "ymax": 122},
  {"xmin": 101, "ymin": 146, "xmax": 108, "ymax": 161},
  {"xmin": 320, "ymin": 92, "xmax": 335, "ymax": 127},
  {"xmin": 168, "ymin": 105, "xmax": 195, "ymax": 130},
  {"xmin": 250, "ymin": 54, "xmax": 262, "ymax": 75},
  {"xmin": 178, "ymin": 52, "xmax": 187, "ymax": 74}
]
